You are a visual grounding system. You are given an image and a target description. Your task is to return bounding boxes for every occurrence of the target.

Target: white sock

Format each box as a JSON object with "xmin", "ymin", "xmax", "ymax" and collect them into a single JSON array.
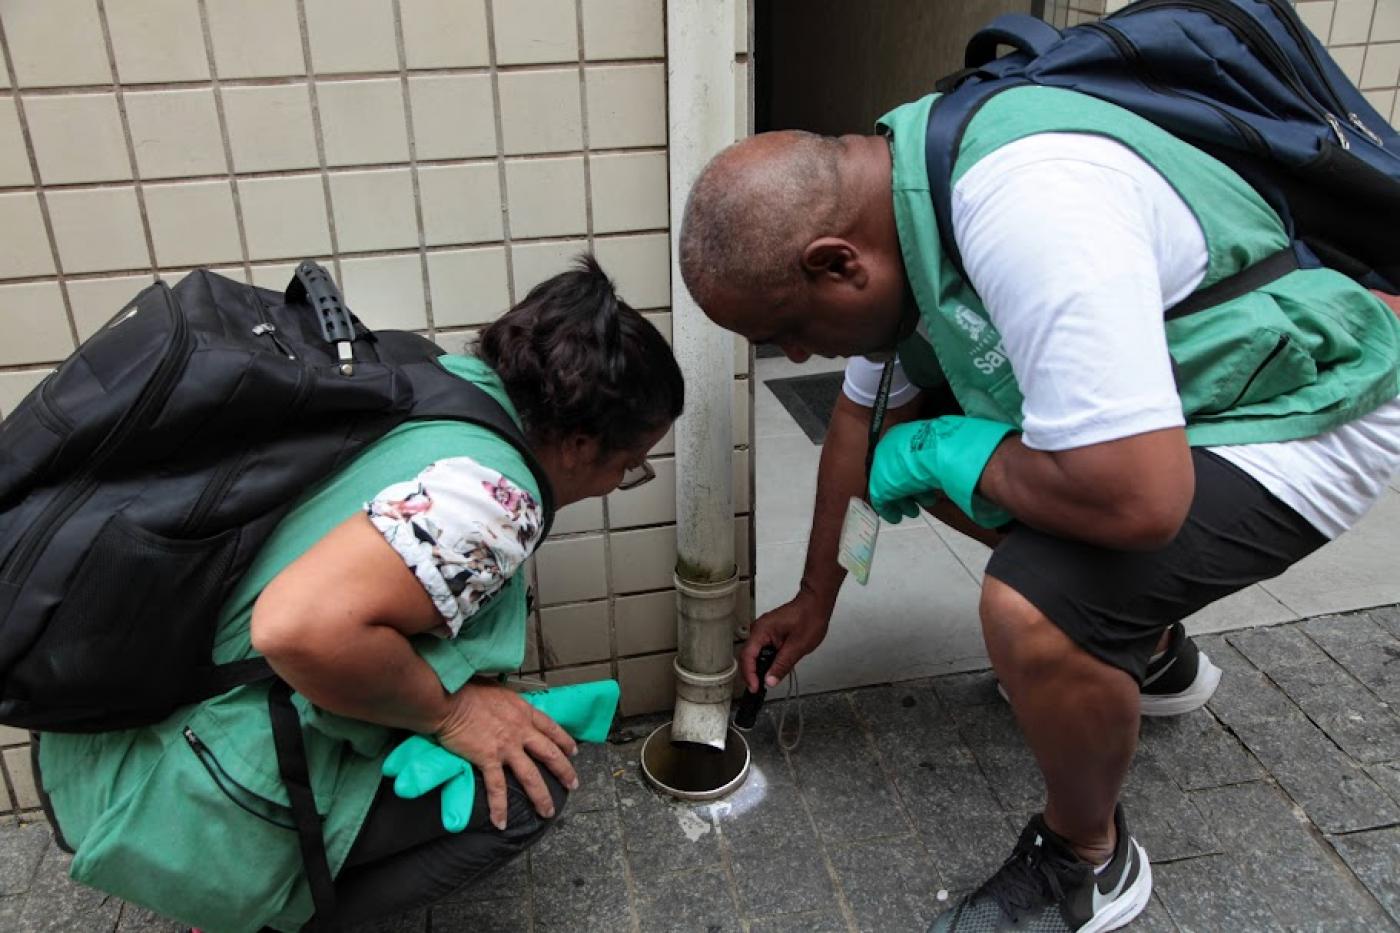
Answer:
[{"xmin": 1093, "ymin": 856, "xmax": 1113, "ymax": 875}]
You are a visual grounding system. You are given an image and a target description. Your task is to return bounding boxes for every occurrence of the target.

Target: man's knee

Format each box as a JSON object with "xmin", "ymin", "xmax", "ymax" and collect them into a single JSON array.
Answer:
[
  {"xmin": 500, "ymin": 768, "xmax": 570, "ymax": 845},
  {"xmin": 980, "ymin": 576, "xmax": 1064, "ymax": 672}
]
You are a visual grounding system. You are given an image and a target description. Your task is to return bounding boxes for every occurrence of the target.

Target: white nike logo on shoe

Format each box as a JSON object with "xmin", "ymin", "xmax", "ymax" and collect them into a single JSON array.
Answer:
[{"xmin": 1091, "ymin": 846, "xmax": 1137, "ymax": 914}]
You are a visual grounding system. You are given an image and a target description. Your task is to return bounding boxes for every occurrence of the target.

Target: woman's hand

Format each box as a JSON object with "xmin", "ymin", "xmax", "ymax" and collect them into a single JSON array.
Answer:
[{"xmin": 436, "ymin": 682, "xmax": 580, "ymax": 829}]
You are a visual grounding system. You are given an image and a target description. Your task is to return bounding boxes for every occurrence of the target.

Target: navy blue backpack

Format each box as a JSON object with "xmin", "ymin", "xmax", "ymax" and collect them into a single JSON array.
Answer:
[{"xmin": 929, "ymin": 0, "xmax": 1400, "ymax": 302}]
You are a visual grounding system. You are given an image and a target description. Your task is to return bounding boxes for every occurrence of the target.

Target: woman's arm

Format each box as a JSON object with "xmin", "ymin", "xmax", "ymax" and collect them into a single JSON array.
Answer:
[{"xmin": 251, "ymin": 512, "xmax": 577, "ymax": 828}]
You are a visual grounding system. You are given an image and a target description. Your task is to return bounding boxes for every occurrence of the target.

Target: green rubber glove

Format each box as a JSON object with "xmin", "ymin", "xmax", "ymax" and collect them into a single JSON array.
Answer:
[
  {"xmin": 381, "ymin": 680, "xmax": 622, "ymax": 832},
  {"xmin": 868, "ymin": 416, "xmax": 1016, "ymax": 529}
]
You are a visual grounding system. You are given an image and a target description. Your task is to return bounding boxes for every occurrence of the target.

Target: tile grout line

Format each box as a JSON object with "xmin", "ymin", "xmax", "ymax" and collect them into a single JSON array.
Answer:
[
  {"xmin": 293, "ymin": 0, "xmax": 343, "ymax": 281},
  {"xmin": 93, "ymin": 0, "xmax": 161, "ymax": 280},
  {"xmin": 196, "ymin": 0, "xmax": 254, "ymax": 283},
  {"xmin": 0, "ymin": 14, "xmax": 81, "ymax": 352},
  {"xmin": 482, "ymin": 0, "xmax": 517, "ymax": 308},
  {"xmin": 391, "ymin": 0, "xmax": 436, "ymax": 336}
]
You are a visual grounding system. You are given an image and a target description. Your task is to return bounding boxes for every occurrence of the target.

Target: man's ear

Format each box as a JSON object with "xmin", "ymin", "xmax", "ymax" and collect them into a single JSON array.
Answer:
[{"xmin": 800, "ymin": 237, "xmax": 868, "ymax": 288}]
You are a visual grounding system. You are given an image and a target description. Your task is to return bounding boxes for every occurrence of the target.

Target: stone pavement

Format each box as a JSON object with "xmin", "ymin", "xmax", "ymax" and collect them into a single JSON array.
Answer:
[{"xmin": 3, "ymin": 607, "xmax": 1400, "ymax": 932}]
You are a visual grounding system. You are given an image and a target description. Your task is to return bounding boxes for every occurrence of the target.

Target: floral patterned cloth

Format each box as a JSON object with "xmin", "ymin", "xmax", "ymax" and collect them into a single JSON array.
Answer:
[{"xmin": 366, "ymin": 457, "xmax": 543, "ymax": 637}]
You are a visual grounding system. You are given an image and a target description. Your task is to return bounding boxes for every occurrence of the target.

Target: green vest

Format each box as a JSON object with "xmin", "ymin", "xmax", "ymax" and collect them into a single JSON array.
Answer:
[
  {"xmin": 881, "ymin": 86, "xmax": 1400, "ymax": 445},
  {"xmin": 39, "ymin": 355, "xmax": 540, "ymax": 933}
]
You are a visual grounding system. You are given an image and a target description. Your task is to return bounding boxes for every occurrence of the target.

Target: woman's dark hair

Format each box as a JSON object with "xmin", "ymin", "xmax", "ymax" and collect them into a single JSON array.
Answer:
[{"xmin": 477, "ymin": 254, "xmax": 684, "ymax": 454}]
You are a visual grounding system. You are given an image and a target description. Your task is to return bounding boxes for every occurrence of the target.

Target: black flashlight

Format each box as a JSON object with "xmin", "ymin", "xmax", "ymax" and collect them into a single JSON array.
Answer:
[{"xmin": 733, "ymin": 645, "xmax": 779, "ymax": 731}]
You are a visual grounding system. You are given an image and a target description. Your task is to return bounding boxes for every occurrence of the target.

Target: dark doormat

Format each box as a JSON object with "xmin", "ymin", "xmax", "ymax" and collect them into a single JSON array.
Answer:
[{"xmin": 764, "ymin": 371, "xmax": 845, "ymax": 444}]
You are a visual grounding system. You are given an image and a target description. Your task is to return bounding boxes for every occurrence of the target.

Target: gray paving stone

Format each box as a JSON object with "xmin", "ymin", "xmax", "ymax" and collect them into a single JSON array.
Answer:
[
  {"xmin": 1206, "ymin": 670, "xmax": 1300, "ymax": 728},
  {"xmin": 849, "ymin": 680, "xmax": 955, "ymax": 744},
  {"xmin": 532, "ymin": 875, "xmax": 633, "ymax": 933},
  {"xmin": 608, "ymin": 740, "xmax": 723, "ymax": 878},
  {"xmin": 1153, "ymin": 855, "xmax": 1282, "ymax": 932},
  {"xmin": 880, "ymin": 740, "xmax": 1004, "ymax": 823},
  {"xmin": 767, "ymin": 691, "xmax": 860, "ymax": 733},
  {"xmin": 0, "ymin": 821, "xmax": 50, "ymax": 896},
  {"xmin": 0, "ymin": 895, "xmax": 24, "ymax": 933},
  {"xmin": 1138, "ymin": 709, "xmax": 1263, "ymax": 791},
  {"xmin": 114, "ymin": 904, "xmax": 184, "ymax": 932},
  {"xmin": 727, "ymin": 833, "xmax": 838, "ymax": 918},
  {"xmin": 347, "ymin": 908, "xmax": 427, "ymax": 932},
  {"xmin": 932, "ymin": 670, "xmax": 1003, "ymax": 708},
  {"xmin": 633, "ymin": 867, "xmax": 742, "ymax": 933},
  {"xmin": 1228, "ymin": 624, "xmax": 1329, "ymax": 671},
  {"xmin": 1121, "ymin": 757, "xmax": 1221, "ymax": 862},
  {"xmin": 1330, "ymin": 826, "xmax": 1400, "ymax": 928},
  {"xmin": 1367, "ymin": 760, "xmax": 1400, "ymax": 806},
  {"xmin": 529, "ymin": 809, "xmax": 627, "ymax": 888},
  {"xmin": 947, "ymin": 701, "xmax": 1044, "ymax": 812},
  {"xmin": 431, "ymin": 896, "xmax": 527, "ymax": 931},
  {"xmin": 568, "ymin": 741, "xmax": 618, "ymax": 814},
  {"xmin": 1232, "ymin": 713, "xmax": 1400, "ymax": 833},
  {"xmin": 1316, "ymin": 634, "xmax": 1400, "ymax": 706},
  {"xmin": 746, "ymin": 910, "xmax": 850, "ymax": 933},
  {"xmin": 1132, "ymin": 893, "xmax": 1180, "ymax": 933},
  {"xmin": 786, "ymin": 725, "xmax": 910, "ymax": 843},
  {"xmin": 1264, "ymin": 655, "xmax": 1400, "ymax": 763},
  {"xmin": 1190, "ymin": 782, "xmax": 1392, "ymax": 931},
  {"xmin": 916, "ymin": 809, "xmax": 1023, "ymax": 892},
  {"xmin": 1302, "ymin": 612, "xmax": 1393, "ymax": 655},
  {"xmin": 1367, "ymin": 606, "xmax": 1400, "ymax": 641},
  {"xmin": 15, "ymin": 843, "xmax": 121, "ymax": 933},
  {"xmin": 1194, "ymin": 634, "xmax": 1256, "ymax": 673},
  {"xmin": 826, "ymin": 835, "xmax": 939, "ymax": 933}
]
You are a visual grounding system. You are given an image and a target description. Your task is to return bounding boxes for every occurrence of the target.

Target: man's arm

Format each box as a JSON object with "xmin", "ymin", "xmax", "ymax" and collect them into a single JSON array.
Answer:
[
  {"xmin": 740, "ymin": 391, "xmax": 924, "ymax": 689},
  {"xmin": 978, "ymin": 426, "xmax": 1195, "ymax": 550}
]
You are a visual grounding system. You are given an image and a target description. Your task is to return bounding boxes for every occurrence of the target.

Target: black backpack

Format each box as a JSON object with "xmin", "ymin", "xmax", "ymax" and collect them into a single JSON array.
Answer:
[{"xmin": 0, "ymin": 262, "xmax": 556, "ymax": 733}]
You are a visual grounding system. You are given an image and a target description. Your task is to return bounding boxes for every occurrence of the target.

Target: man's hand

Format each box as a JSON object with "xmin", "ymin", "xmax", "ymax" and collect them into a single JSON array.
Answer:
[
  {"xmin": 741, "ymin": 589, "xmax": 831, "ymax": 691},
  {"xmin": 436, "ymin": 682, "xmax": 579, "ymax": 830}
]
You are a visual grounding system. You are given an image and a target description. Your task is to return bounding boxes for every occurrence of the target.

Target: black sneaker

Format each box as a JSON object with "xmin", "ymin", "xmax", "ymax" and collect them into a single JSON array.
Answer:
[
  {"xmin": 996, "ymin": 622, "xmax": 1222, "ymax": 717},
  {"xmin": 929, "ymin": 805, "xmax": 1151, "ymax": 932}
]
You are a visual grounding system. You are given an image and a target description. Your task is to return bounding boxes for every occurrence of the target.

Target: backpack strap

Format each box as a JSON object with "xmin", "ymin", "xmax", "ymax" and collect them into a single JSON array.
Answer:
[
  {"xmin": 965, "ymin": 14, "xmax": 1062, "ymax": 68},
  {"xmin": 268, "ymin": 679, "xmax": 336, "ymax": 927}
]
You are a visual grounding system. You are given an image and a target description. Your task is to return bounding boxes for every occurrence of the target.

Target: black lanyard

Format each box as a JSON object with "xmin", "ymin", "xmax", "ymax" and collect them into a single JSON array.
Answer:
[{"xmin": 863, "ymin": 360, "xmax": 896, "ymax": 485}]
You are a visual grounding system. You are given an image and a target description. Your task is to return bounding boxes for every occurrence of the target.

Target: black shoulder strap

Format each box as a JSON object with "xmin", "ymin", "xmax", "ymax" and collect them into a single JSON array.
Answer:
[{"xmin": 269, "ymin": 679, "xmax": 336, "ymax": 927}]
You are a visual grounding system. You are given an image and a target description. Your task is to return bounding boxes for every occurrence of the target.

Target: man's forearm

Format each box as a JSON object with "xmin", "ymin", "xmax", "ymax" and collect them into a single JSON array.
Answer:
[{"xmin": 801, "ymin": 393, "xmax": 925, "ymax": 613}]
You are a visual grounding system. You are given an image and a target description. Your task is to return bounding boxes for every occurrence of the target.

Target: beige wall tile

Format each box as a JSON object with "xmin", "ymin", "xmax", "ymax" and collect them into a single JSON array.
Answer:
[
  {"xmin": 0, "ymin": 281, "xmax": 73, "ymax": 365},
  {"xmin": 427, "ymin": 246, "xmax": 510, "ymax": 327},
  {"xmin": 317, "ymin": 79, "xmax": 409, "ymax": 166},
  {"xmin": 521, "ymin": 616, "xmax": 540, "ymax": 672},
  {"xmin": 617, "ymin": 652, "xmax": 673, "ymax": 715},
  {"xmin": 48, "ymin": 187, "xmax": 148, "ymax": 274},
  {"xmin": 67, "ymin": 274, "xmax": 155, "ymax": 341},
  {"xmin": 1361, "ymin": 42, "xmax": 1400, "ymax": 87},
  {"xmin": 1297, "ymin": 1, "xmax": 1337, "ymax": 43},
  {"xmin": 582, "ymin": 0, "xmax": 664, "ymax": 60},
  {"xmin": 25, "ymin": 93, "xmax": 129, "ymax": 185},
  {"xmin": 1376, "ymin": 0, "xmax": 1400, "ymax": 42},
  {"xmin": 550, "ymin": 498, "xmax": 605, "ymax": 535},
  {"xmin": 504, "ymin": 156, "xmax": 587, "ymax": 238},
  {"xmin": 0, "ymin": 42, "xmax": 8, "ymax": 90},
  {"xmin": 608, "ymin": 456, "xmax": 675, "ymax": 528},
  {"xmin": 239, "ymin": 175, "xmax": 332, "ymax": 260},
  {"xmin": 125, "ymin": 89, "xmax": 226, "ymax": 180},
  {"xmin": 408, "ymin": 75, "xmax": 498, "ymax": 160},
  {"xmin": 736, "ymin": 60, "xmax": 750, "ymax": 140},
  {"xmin": 207, "ymin": 0, "xmax": 305, "ymax": 79},
  {"xmin": 651, "ymin": 425, "xmax": 674, "ymax": 456},
  {"xmin": 592, "ymin": 233, "xmax": 669, "ymax": 309},
  {"xmin": 339, "ymin": 254, "xmax": 427, "ymax": 330},
  {"xmin": 0, "ymin": 369, "xmax": 53, "ymax": 421},
  {"xmin": 1333, "ymin": 44, "xmax": 1367, "ymax": 83},
  {"xmin": 0, "ymin": 192, "xmax": 55, "ymax": 278},
  {"xmin": 402, "ymin": 0, "xmax": 490, "ymax": 68},
  {"xmin": 328, "ymin": 168, "xmax": 419, "ymax": 252},
  {"xmin": 609, "ymin": 524, "xmax": 676, "ymax": 593},
  {"xmin": 2, "ymin": 746, "xmax": 38, "ymax": 809},
  {"xmin": 419, "ymin": 163, "xmax": 503, "ymax": 246},
  {"xmin": 544, "ymin": 661, "xmax": 612, "ymax": 687},
  {"xmin": 0, "ymin": 725, "xmax": 29, "ymax": 745},
  {"xmin": 535, "ymin": 533, "xmax": 608, "ymax": 604},
  {"xmin": 585, "ymin": 64, "xmax": 666, "ymax": 149},
  {"xmin": 250, "ymin": 261, "xmax": 306, "ymax": 291},
  {"xmin": 511, "ymin": 238, "xmax": 587, "ymax": 297},
  {"xmin": 589, "ymin": 150, "xmax": 668, "ymax": 233},
  {"xmin": 1331, "ymin": 0, "xmax": 1377, "ymax": 45},
  {"xmin": 0, "ymin": 100, "xmax": 32, "ymax": 187},
  {"xmin": 223, "ymin": 84, "xmax": 320, "ymax": 173},
  {"xmin": 615, "ymin": 589, "xmax": 675, "ymax": 655},
  {"xmin": 305, "ymin": 0, "xmax": 399, "ymax": 74},
  {"xmin": 1, "ymin": 0, "xmax": 112, "ymax": 87},
  {"xmin": 1363, "ymin": 87, "xmax": 1397, "ymax": 116},
  {"xmin": 540, "ymin": 600, "xmax": 611, "ymax": 666},
  {"xmin": 106, "ymin": 0, "xmax": 210, "ymax": 83},
  {"xmin": 145, "ymin": 180, "xmax": 242, "ymax": 268},
  {"xmin": 493, "ymin": 0, "xmax": 578, "ymax": 65},
  {"xmin": 498, "ymin": 69, "xmax": 584, "ymax": 155}
]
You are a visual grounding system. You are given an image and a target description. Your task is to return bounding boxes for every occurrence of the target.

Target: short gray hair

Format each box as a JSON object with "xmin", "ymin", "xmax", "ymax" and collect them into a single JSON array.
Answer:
[{"xmin": 679, "ymin": 131, "xmax": 846, "ymax": 310}]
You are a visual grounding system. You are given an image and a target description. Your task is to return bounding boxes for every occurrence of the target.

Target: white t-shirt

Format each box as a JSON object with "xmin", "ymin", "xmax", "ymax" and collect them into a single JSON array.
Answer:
[{"xmin": 843, "ymin": 132, "xmax": 1400, "ymax": 538}]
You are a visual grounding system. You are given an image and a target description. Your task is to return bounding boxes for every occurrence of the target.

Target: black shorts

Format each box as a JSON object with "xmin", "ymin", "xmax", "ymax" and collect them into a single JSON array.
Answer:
[{"xmin": 984, "ymin": 448, "xmax": 1327, "ymax": 683}]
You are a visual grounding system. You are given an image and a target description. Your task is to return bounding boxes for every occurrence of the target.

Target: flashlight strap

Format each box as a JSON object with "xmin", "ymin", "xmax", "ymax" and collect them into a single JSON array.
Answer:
[{"xmin": 863, "ymin": 360, "xmax": 897, "ymax": 486}]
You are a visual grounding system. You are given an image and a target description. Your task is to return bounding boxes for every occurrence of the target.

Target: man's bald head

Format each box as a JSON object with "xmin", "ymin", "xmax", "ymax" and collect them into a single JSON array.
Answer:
[{"xmin": 679, "ymin": 131, "xmax": 850, "ymax": 313}]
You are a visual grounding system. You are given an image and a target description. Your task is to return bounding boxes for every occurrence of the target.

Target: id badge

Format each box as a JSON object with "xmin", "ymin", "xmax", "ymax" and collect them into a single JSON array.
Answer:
[{"xmin": 837, "ymin": 497, "xmax": 881, "ymax": 586}]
